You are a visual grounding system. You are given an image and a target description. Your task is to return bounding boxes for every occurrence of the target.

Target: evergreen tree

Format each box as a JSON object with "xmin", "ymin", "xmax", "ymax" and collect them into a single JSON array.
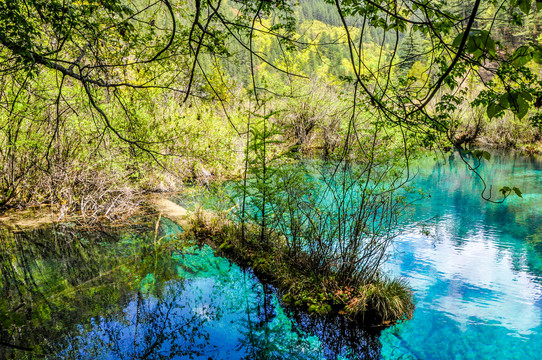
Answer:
[{"xmin": 397, "ymin": 29, "xmax": 426, "ymax": 73}]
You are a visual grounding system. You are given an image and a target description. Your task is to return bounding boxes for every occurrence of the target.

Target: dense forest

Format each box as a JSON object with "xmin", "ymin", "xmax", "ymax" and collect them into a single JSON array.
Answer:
[
  {"xmin": 1, "ymin": 0, "xmax": 541, "ymax": 215},
  {"xmin": 2, "ymin": 1, "xmax": 542, "ymax": 357}
]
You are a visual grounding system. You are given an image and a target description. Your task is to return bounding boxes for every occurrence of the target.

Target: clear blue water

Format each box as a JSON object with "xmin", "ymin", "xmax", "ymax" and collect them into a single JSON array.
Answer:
[
  {"xmin": 381, "ymin": 152, "xmax": 542, "ymax": 359},
  {"xmin": 51, "ymin": 235, "xmax": 381, "ymax": 359},
  {"xmin": 3, "ymin": 151, "xmax": 542, "ymax": 359},
  {"xmin": 58, "ymin": 245, "xmax": 328, "ymax": 359},
  {"xmin": 0, "ymin": 219, "xmax": 379, "ymax": 359}
]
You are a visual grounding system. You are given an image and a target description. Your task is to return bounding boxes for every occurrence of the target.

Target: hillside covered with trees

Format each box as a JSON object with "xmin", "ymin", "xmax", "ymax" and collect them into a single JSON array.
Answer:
[{"xmin": 1, "ymin": 0, "xmax": 541, "ymax": 215}]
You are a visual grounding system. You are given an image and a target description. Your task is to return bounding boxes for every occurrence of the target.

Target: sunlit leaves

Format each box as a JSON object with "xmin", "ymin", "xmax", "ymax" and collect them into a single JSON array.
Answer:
[
  {"xmin": 486, "ymin": 91, "xmax": 532, "ymax": 120},
  {"xmin": 486, "ymin": 98, "xmax": 507, "ymax": 119},
  {"xmin": 436, "ymin": 93, "xmax": 465, "ymax": 114},
  {"xmin": 511, "ymin": 45, "xmax": 542, "ymax": 66}
]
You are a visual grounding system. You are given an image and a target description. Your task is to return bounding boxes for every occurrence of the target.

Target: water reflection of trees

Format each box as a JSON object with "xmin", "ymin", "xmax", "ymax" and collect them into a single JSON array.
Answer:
[
  {"xmin": 289, "ymin": 312, "xmax": 381, "ymax": 360},
  {"xmin": 1, "ymin": 222, "xmax": 385, "ymax": 359},
  {"xmin": 0, "ymin": 221, "xmax": 181, "ymax": 358},
  {"xmin": 237, "ymin": 283, "xmax": 381, "ymax": 360},
  {"xmin": 58, "ymin": 262, "xmax": 322, "ymax": 359},
  {"xmin": 60, "ymin": 281, "xmax": 219, "ymax": 359}
]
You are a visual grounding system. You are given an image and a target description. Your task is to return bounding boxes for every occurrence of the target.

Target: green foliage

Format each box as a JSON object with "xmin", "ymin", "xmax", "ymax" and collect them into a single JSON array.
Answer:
[
  {"xmin": 452, "ymin": 29, "xmax": 497, "ymax": 61},
  {"xmin": 398, "ymin": 29, "xmax": 427, "ymax": 72},
  {"xmin": 345, "ymin": 277, "xmax": 415, "ymax": 324},
  {"xmin": 512, "ymin": 0, "xmax": 535, "ymax": 14}
]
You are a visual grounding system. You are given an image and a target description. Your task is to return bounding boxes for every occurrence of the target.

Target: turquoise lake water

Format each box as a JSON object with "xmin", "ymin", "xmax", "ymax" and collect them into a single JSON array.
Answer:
[
  {"xmin": 2, "ymin": 151, "xmax": 542, "ymax": 359},
  {"xmin": 381, "ymin": 152, "xmax": 542, "ymax": 359}
]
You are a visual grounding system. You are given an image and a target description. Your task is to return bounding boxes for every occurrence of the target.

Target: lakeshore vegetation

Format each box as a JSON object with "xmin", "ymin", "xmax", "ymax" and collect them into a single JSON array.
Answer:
[{"xmin": 1, "ymin": 0, "xmax": 542, "ymax": 326}]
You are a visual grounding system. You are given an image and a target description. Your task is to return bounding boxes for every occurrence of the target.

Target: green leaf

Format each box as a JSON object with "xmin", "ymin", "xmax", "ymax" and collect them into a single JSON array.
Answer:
[
  {"xmin": 467, "ymin": 37, "xmax": 478, "ymax": 53},
  {"xmin": 537, "ymin": 0, "xmax": 542, "ymax": 11},
  {"xmin": 512, "ymin": 45, "xmax": 532, "ymax": 66},
  {"xmin": 511, "ymin": 0, "xmax": 533, "ymax": 13},
  {"xmin": 472, "ymin": 49, "xmax": 484, "ymax": 60},
  {"xmin": 499, "ymin": 94, "xmax": 510, "ymax": 109},
  {"xmin": 487, "ymin": 102, "xmax": 500, "ymax": 119},
  {"xmin": 486, "ymin": 37, "xmax": 497, "ymax": 58},
  {"xmin": 511, "ymin": 94, "xmax": 529, "ymax": 119},
  {"xmin": 521, "ymin": 91, "xmax": 533, "ymax": 102},
  {"xmin": 512, "ymin": 187, "xmax": 523, "ymax": 198},
  {"xmin": 533, "ymin": 46, "xmax": 542, "ymax": 63},
  {"xmin": 452, "ymin": 32, "xmax": 465, "ymax": 48},
  {"xmin": 500, "ymin": 186, "xmax": 511, "ymax": 195},
  {"xmin": 482, "ymin": 151, "xmax": 491, "ymax": 161},
  {"xmin": 519, "ymin": 0, "xmax": 532, "ymax": 14}
]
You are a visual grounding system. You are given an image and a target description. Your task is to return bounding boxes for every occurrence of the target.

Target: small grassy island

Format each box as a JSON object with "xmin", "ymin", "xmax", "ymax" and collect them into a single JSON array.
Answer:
[{"xmin": 184, "ymin": 209, "xmax": 415, "ymax": 327}]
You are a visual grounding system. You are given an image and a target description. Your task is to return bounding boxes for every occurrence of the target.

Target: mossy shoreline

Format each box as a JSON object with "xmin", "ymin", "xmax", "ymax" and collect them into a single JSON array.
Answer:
[{"xmin": 182, "ymin": 210, "xmax": 415, "ymax": 328}]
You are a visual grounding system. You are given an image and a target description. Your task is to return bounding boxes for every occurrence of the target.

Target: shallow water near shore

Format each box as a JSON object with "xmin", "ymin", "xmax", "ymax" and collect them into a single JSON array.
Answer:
[{"xmin": 2, "ymin": 151, "xmax": 542, "ymax": 359}]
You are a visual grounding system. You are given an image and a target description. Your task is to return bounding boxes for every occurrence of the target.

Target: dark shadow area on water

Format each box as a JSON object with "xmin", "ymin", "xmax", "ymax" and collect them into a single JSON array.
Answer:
[
  {"xmin": 283, "ymin": 298, "xmax": 383, "ymax": 359},
  {"xmin": 247, "ymin": 282, "xmax": 383, "ymax": 360}
]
